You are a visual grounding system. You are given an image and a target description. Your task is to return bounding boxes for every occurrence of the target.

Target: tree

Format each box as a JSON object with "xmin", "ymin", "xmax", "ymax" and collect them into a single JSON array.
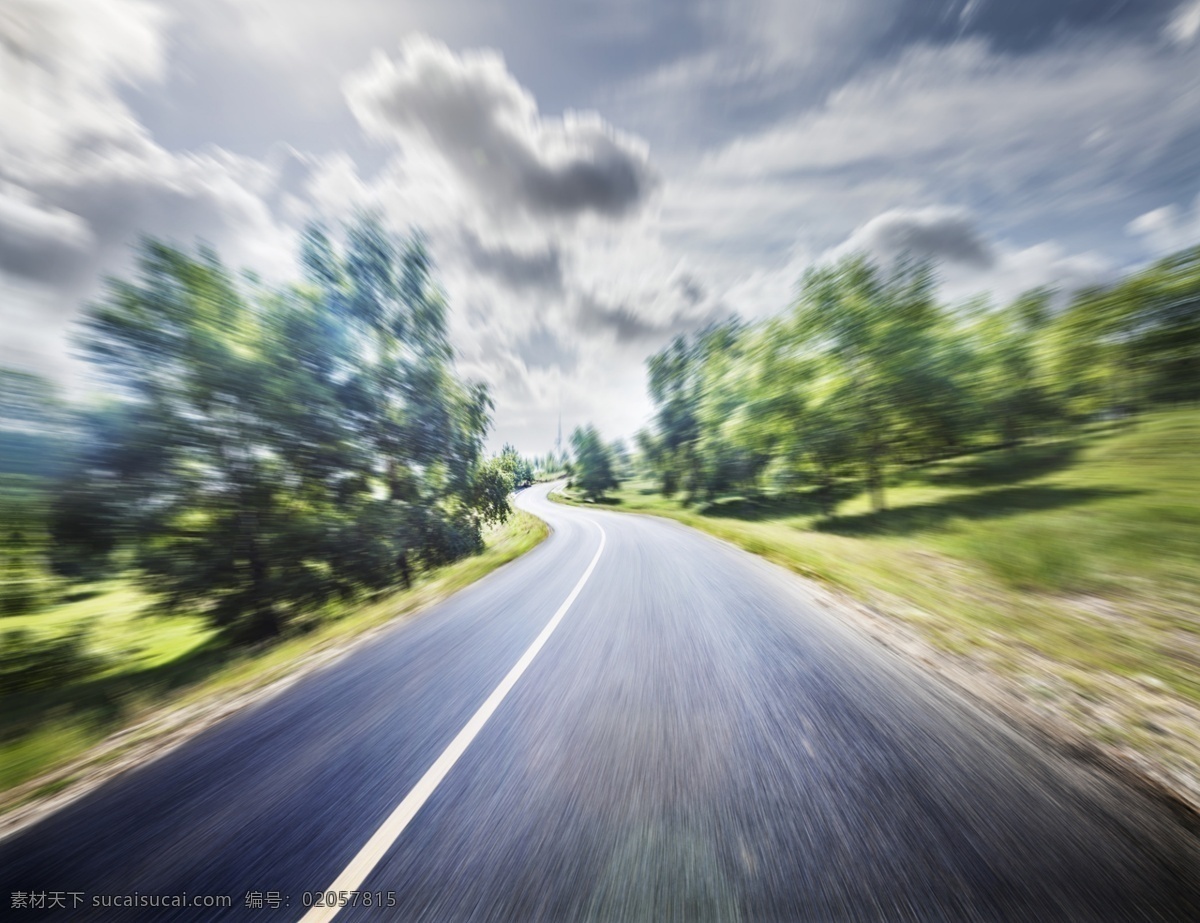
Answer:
[
  {"xmin": 497, "ymin": 443, "xmax": 534, "ymax": 488},
  {"xmin": 645, "ymin": 321, "xmax": 746, "ymax": 501},
  {"xmin": 634, "ymin": 243, "xmax": 1199, "ymax": 519},
  {"xmin": 791, "ymin": 255, "xmax": 939, "ymax": 511},
  {"xmin": 570, "ymin": 425, "xmax": 618, "ymax": 499},
  {"xmin": 1050, "ymin": 247, "xmax": 1200, "ymax": 416},
  {"xmin": 53, "ymin": 216, "xmax": 503, "ymax": 641},
  {"xmin": 646, "ymin": 335, "xmax": 701, "ymax": 497},
  {"xmin": 962, "ymin": 289, "xmax": 1058, "ymax": 446}
]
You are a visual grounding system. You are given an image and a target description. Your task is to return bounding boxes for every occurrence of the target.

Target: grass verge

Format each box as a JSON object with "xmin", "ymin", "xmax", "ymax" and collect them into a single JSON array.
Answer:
[
  {"xmin": 554, "ymin": 409, "xmax": 1200, "ymax": 806},
  {"xmin": 0, "ymin": 508, "xmax": 548, "ymax": 819}
]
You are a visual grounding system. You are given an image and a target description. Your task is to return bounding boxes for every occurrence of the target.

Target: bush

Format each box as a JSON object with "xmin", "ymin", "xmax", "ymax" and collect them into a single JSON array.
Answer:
[{"xmin": 0, "ymin": 630, "xmax": 104, "ymax": 695}]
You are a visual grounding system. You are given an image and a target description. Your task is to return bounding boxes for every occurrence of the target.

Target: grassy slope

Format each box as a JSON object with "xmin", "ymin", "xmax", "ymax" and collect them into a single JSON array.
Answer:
[
  {"xmin": 0, "ymin": 508, "xmax": 548, "ymax": 802},
  {"xmin": 558, "ymin": 409, "xmax": 1200, "ymax": 790}
]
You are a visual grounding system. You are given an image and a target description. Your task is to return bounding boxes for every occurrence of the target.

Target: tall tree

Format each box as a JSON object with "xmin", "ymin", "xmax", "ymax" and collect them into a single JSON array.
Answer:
[
  {"xmin": 53, "ymin": 217, "xmax": 503, "ymax": 640},
  {"xmin": 791, "ymin": 255, "xmax": 939, "ymax": 510},
  {"xmin": 570, "ymin": 425, "xmax": 619, "ymax": 500}
]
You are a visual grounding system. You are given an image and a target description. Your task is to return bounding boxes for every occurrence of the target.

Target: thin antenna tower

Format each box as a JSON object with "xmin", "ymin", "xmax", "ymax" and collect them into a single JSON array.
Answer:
[{"xmin": 555, "ymin": 367, "xmax": 563, "ymax": 460}]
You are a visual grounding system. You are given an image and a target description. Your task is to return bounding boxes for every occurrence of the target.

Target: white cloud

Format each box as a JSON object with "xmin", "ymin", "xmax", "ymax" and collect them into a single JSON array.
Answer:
[
  {"xmin": 345, "ymin": 35, "xmax": 658, "ymax": 223},
  {"xmin": 0, "ymin": 0, "xmax": 295, "ymax": 380},
  {"xmin": 727, "ymin": 0, "xmax": 900, "ymax": 67},
  {"xmin": 0, "ymin": 188, "xmax": 90, "ymax": 247},
  {"xmin": 5, "ymin": 0, "xmax": 1199, "ymax": 455},
  {"xmin": 719, "ymin": 245, "xmax": 816, "ymax": 320},
  {"xmin": 278, "ymin": 35, "xmax": 715, "ymax": 450},
  {"xmin": 0, "ymin": 0, "xmax": 166, "ymax": 176},
  {"xmin": 1166, "ymin": 1, "xmax": 1200, "ymax": 46},
  {"xmin": 700, "ymin": 39, "xmax": 1200, "ymax": 193},
  {"xmin": 641, "ymin": 34, "xmax": 1200, "ymax": 332},
  {"xmin": 824, "ymin": 204, "xmax": 1112, "ymax": 305},
  {"xmin": 942, "ymin": 241, "xmax": 1112, "ymax": 306},
  {"xmin": 1128, "ymin": 197, "xmax": 1200, "ymax": 253},
  {"xmin": 832, "ymin": 206, "xmax": 995, "ymax": 269},
  {"xmin": 958, "ymin": 0, "xmax": 984, "ymax": 27},
  {"xmin": 604, "ymin": 0, "xmax": 902, "ymax": 156}
]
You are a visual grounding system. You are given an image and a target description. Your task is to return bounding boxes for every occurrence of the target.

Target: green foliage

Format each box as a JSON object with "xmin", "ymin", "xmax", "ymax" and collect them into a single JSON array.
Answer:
[
  {"xmin": 569, "ymin": 425, "xmax": 619, "ymax": 499},
  {"xmin": 639, "ymin": 247, "xmax": 1200, "ymax": 514},
  {"xmin": 47, "ymin": 215, "xmax": 504, "ymax": 641},
  {"xmin": 1051, "ymin": 246, "xmax": 1200, "ymax": 416},
  {"xmin": 1, "ymin": 476, "xmax": 62, "ymax": 612},
  {"xmin": 471, "ymin": 457, "xmax": 516, "ymax": 525},
  {"xmin": 0, "ymin": 629, "xmax": 102, "ymax": 694},
  {"xmin": 497, "ymin": 443, "xmax": 534, "ymax": 488}
]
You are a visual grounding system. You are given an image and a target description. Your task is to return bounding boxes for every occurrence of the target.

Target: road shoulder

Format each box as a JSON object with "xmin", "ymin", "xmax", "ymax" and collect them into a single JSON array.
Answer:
[
  {"xmin": 0, "ymin": 508, "xmax": 550, "ymax": 841},
  {"xmin": 550, "ymin": 488, "xmax": 1200, "ymax": 835}
]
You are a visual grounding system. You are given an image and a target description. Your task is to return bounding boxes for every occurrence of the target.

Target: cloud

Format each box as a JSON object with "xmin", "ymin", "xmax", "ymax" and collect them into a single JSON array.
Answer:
[
  {"xmin": 958, "ymin": 0, "xmax": 984, "ymax": 27},
  {"xmin": 826, "ymin": 204, "xmax": 1111, "ymax": 305},
  {"xmin": 602, "ymin": 0, "xmax": 907, "ymax": 156},
  {"xmin": 515, "ymin": 324, "xmax": 579, "ymax": 372},
  {"xmin": 6, "ymin": 0, "xmax": 1198, "ymax": 458},
  {"xmin": 728, "ymin": 0, "xmax": 901, "ymax": 66},
  {"xmin": 948, "ymin": 240, "xmax": 1112, "ymax": 306},
  {"xmin": 0, "ymin": 0, "xmax": 293, "ymax": 358},
  {"xmin": 0, "ymin": 184, "xmax": 94, "ymax": 283},
  {"xmin": 576, "ymin": 287, "xmax": 729, "ymax": 345},
  {"xmin": 835, "ymin": 206, "xmax": 995, "ymax": 268},
  {"xmin": 0, "ymin": 0, "xmax": 165, "ymax": 94},
  {"xmin": 698, "ymin": 38, "xmax": 1200, "ymax": 210},
  {"xmin": 345, "ymin": 35, "xmax": 658, "ymax": 222},
  {"xmin": 1167, "ymin": 1, "xmax": 1200, "ymax": 45},
  {"xmin": 653, "ymin": 33, "xmax": 1200, "ymax": 311},
  {"xmin": 459, "ymin": 229, "xmax": 564, "ymax": 291},
  {"xmin": 1128, "ymin": 197, "xmax": 1200, "ymax": 253},
  {"xmin": 0, "ymin": 145, "xmax": 295, "ymax": 303},
  {"xmin": 0, "ymin": 0, "xmax": 167, "ymax": 176},
  {"xmin": 577, "ymin": 294, "xmax": 668, "ymax": 343},
  {"xmin": 673, "ymin": 272, "xmax": 706, "ymax": 306}
]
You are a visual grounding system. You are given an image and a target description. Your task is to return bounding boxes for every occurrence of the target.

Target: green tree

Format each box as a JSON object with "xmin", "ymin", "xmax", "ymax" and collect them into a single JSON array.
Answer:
[
  {"xmin": 1051, "ymin": 247, "xmax": 1200, "ymax": 417},
  {"xmin": 791, "ymin": 255, "xmax": 939, "ymax": 510},
  {"xmin": 497, "ymin": 443, "xmax": 534, "ymax": 488},
  {"xmin": 570, "ymin": 425, "xmax": 619, "ymax": 500},
  {"xmin": 53, "ymin": 217, "xmax": 502, "ymax": 641}
]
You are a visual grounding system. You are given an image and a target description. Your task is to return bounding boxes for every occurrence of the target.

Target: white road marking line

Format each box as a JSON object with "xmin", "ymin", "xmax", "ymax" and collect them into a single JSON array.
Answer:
[{"xmin": 300, "ymin": 521, "xmax": 606, "ymax": 923}]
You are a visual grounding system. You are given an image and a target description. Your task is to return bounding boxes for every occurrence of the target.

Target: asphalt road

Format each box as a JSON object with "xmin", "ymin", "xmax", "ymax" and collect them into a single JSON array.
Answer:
[{"xmin": 3, "ymin": 482, "xmax": 1199, "ymax": 921}]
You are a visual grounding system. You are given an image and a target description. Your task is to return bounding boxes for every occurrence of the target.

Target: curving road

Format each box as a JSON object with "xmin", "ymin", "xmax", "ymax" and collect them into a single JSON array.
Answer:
[{"xmin": 2, "ymin": 482, "xmax": 1199, "ymax": 921}]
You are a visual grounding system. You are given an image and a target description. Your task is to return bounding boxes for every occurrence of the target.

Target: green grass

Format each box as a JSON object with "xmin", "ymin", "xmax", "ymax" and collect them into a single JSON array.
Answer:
[
  {"xmin": 0, "ymin": 509, "xmax": 548, "ymax": 802},
  {"xmin": 554, "ymin": 409, "xmax": 1200, "ymax": 774}
]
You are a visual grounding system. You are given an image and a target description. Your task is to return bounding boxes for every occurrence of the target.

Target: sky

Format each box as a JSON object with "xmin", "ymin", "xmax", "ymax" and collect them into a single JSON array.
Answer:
[{"xmin": 2, "ymin": 0, "xmax": 1200, "ymax": 455}]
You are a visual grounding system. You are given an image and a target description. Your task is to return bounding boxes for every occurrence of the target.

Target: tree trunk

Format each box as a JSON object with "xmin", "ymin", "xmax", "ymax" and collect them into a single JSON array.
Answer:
[
  {"xmin": 397, "ymin": 550, "xmax": 412, "ymax": 590},
  {"xmin": 867, "ymin": 441, "xmax": 886, "ymax": 512},
  {"xmin": 246, "ymin": 540, "xmax": 280, "ymax": 640}
]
